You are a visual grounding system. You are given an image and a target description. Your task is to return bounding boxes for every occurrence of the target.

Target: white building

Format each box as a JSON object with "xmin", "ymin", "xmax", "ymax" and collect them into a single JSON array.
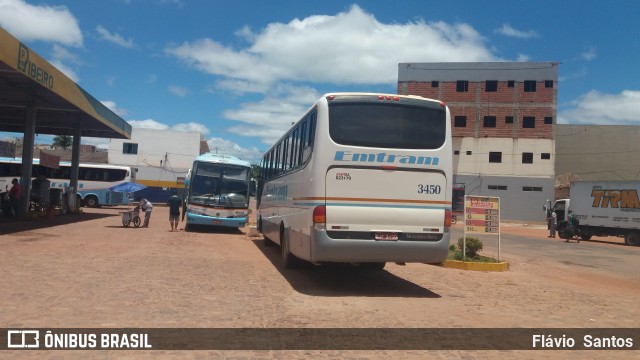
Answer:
[
  {"xmin": 398, "ymin": 62, "xmax": 558, "ymax": 221},
  {"xmin": 108, "ymin": 128, "xmax": 208, "ymax": 202}
]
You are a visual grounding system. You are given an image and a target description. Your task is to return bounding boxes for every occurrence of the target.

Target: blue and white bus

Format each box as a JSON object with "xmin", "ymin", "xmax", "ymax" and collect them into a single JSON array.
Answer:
[
  {"xmin": 183, "ymin": 153, "xmax": 252, "ymax": 230},
  {"xmin": 258, "ymin": 93, "xmax": 453, "ymax": 269},
  {"xmin": 0, "ymin": 157, "xmax": 134, "ymax": 207}
]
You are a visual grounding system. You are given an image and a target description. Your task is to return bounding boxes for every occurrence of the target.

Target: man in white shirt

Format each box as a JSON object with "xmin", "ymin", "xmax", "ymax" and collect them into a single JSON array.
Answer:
[
  {"xmin": 136, "ymin": 197, "xmax": 154, "ymax": 228},
  {"xmin": 548, "ymin": 211, "xmax": 557, "ymax": 238}
]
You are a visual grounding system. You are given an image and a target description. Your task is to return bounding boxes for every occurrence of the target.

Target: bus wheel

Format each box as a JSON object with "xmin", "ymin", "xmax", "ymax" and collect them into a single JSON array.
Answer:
[
  {"xmin": 261, "ymin": 218, "xmax": 274, "ymax": 247},
  {"xmin": 85, "ymin": 195, "xmax": 99, "ymax": 208},
  {"xmin": 280, "ymin": 225, "xmax": 300, "ymax": 269},
  {"xmin": 625, "ymin": 232, "xmax": 640, "ymax": 246}
]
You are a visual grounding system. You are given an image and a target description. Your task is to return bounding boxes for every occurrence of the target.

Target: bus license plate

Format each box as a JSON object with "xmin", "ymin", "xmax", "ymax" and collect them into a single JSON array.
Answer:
[
  {"xmin": 212, "ymin": 220, "xmax": 222, "ymax": 224},
  {"xmin": 375, "ymin": 232, "xmax": 398, "ymax": 241}
]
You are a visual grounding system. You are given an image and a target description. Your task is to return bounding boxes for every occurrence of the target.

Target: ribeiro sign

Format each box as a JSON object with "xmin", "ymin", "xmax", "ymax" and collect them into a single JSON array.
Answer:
[{"xmin": 17, "ymin": 43, "xmax": 54, "ymax": 89}]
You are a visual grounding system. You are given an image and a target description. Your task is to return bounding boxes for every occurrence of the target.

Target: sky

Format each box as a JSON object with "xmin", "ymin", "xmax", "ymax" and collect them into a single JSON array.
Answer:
[{"xmin": 0, "ymin": 0, "xmax": 639, "ymax": 164}]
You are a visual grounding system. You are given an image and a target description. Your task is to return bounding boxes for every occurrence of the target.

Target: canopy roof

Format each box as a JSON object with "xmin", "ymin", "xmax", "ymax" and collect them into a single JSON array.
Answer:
[{"xmin": 0, "ymin": 27, "xmax": 130, "ymax": 139}]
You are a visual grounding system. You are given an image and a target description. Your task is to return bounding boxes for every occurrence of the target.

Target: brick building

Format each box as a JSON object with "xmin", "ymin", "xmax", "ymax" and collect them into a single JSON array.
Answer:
[{"xmin": 398, "ymin": 62, "xmax": 559, "ymax": 221}]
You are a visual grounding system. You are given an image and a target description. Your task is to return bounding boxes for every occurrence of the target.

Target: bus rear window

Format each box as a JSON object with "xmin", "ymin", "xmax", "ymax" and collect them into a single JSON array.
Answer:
[{"xmin": 329, "ymin": 103, "xmax": 446, "ymax": 149}]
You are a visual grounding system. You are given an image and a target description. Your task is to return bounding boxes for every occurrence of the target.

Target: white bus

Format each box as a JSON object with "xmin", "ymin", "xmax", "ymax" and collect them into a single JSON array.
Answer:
[
  {"xmin": 0, "ymin": 157, "xmax": 134, "ymax": 207},
  {"xmin": 257, "ymin": 93, "xmax": 453, "ymax": 269},
  {"xmin": 182, "ymin": 153, "xmax": 252, "ymax": 230}
]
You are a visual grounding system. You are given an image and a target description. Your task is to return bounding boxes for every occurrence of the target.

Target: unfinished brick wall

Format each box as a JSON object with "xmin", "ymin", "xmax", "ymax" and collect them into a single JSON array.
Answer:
[{"xmin": 398, "ymin": 80, "xmax": 555, "ymax": 139}]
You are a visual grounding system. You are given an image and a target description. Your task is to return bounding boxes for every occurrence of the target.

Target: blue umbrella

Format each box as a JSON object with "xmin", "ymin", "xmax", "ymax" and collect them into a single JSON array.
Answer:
[{"xmin": 108, "ymin": 182, "xmax": 146, "ymax": 193}]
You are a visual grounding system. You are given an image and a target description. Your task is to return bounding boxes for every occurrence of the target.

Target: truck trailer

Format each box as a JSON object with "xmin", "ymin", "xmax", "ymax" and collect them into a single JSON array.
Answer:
[{"xmin": 545, "ymin": 181, "xmax": 640, "ymax": 246}]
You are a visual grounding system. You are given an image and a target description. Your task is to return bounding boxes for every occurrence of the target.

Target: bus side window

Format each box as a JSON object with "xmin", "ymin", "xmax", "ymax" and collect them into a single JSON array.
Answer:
[{"xmin": 298, "ymin": 121, "xmax": 307, "ymax": 166}]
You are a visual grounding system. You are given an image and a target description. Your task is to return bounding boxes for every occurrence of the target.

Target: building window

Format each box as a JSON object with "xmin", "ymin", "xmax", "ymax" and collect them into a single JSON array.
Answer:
[
  {"xmin": 456, "ymin": 80, "xmax": 469, "ymax": 92},
  {"xmin": 523, "ymin": 186, "xmax": 543, "ymax": 192},
  {"xmin": 507, "ymin": 80, "xmax": 515, "ymax": 88},
  {"xmin": 524, "ymin": 80, "xmax": 537, "ymax": 92},
  {"xmin": 431, "ymin": 81, "xmax": 439, "ymax": 88},
  {"xmin": 541, "ymin": 153, "xmax": 551, "ymax": 160},
  {"xmin": 454, "ymin": 116, "xmax": 467, "ymax": 127},
  {"xmin": 485, "ymin": 80, "xmax": 498, "ymax": 92},
  {"xmin": 505, "ymin": 116, "xmax": 514, "ymax": 124},
  {"xmin": 123, "ymin": 143, "xmax": 138, "ymax": 155},
  {"xmin": 488, "ymin": 185, "xmax": 507, "ymax": 191},
  {"xmin": 522, "ymin": 152, "xmax": 534, "ymax": 164},
  {"xmin": 545, "ymin": 80, "xmax": 554, "ymax": 88},
  {"xmin": 466, "ymin": 151, "xmax": 472, "ymax": 155},
  {"xmin": 544, "ymin": 116, "xmax": 553, "ymax": 124},
  {"xmin": 489, "ymin": 152, "xmax": 502, "ymax": 163},
  {"xmin": 454, "ymin": 150, "xmax": 460, "ymax": 155},
  {"xmin": 483, "ymin": 116, "xmax": 497, "ymax": 128},
  {"xmin": 523, "ymin": 116, "xmax": 536, "ymax": 128}
]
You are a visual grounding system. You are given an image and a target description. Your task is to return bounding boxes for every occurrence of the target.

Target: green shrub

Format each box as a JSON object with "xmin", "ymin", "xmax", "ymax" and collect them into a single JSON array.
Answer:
[{"xmin": 456, "ymin": 236, "xmax": 484, "ymax": 258}]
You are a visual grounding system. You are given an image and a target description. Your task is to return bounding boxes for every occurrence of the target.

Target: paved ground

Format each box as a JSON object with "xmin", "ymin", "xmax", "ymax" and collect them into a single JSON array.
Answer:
[{"xmin": 0, "ymin": 206, "xmax": 638, "ymax": 359}]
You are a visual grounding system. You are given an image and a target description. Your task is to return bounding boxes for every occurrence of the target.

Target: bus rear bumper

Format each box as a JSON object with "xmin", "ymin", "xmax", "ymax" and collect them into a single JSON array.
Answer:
[
  {"xmin": 186, "ymin": 214, "xmax": 247, "ymax": 228},
  {"xmin": 310, "ymin": 229, "xmax": 450, "ymax": 264}
]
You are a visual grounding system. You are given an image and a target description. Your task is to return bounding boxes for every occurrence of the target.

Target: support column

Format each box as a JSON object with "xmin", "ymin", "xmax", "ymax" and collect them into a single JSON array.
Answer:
[
  {"xmin": 67, "ymin": 126, "xmax": 82, "ymax": 211},
  {"xmin": 19, "ymin": 106, "xmax": 37, "ymax": 216}
]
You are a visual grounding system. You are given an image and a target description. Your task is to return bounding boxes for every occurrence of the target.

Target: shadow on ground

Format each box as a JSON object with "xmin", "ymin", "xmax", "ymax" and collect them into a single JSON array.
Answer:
[
  {"xmin": 251, "ymin": 238, "xmax": 441, "ymax": 299},
  {"xmin": 0, "ymin": 212, "xmax": 113, "ymax": 235}
]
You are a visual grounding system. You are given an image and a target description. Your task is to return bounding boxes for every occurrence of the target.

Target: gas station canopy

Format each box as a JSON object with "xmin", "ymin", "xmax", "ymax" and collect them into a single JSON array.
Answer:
[{"xmin": 0, "ymin": 27, "xmax": 131, "ymax": 139}]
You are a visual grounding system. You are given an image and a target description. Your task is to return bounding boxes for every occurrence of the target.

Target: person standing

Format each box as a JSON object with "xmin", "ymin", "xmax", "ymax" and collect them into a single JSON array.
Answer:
[
  {"xmin": 8, "ymin": 178, "xmax": 21, "ymax": 217},
  {"xmin": 549, "ymin": 210, "xmax": 557, "ymax": 238},
  {"xmin": 166, "ymin": 190, "xmax": 182, "ymax": 232},
  {"xmin": 136, "ymin": 196, "xmax": 153, "ymax": 228}
]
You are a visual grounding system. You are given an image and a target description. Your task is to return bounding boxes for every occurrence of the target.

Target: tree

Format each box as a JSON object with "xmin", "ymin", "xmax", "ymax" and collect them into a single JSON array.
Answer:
[
  {"xmin": 250, "ymin": 164, "xmax": 261, "ymax": 180},
  {"xmin": 52, "ymin": 135, "xmax": 73, "ymax": 150}
]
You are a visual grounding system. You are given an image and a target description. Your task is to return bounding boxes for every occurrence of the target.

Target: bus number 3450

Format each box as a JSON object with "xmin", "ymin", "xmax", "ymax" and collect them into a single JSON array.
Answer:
[{"xmin": 417, "ymin": 184, "xmax": 441, "ymax": 194}]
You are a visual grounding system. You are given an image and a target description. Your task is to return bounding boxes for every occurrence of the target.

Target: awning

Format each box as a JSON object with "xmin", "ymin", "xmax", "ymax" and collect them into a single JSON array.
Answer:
[{"xmin": 0, "ymin": 27, "xmax": 131, "ymax": 139}]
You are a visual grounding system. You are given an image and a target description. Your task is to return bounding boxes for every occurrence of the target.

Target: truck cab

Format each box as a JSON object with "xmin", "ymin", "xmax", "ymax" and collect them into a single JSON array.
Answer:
[{"xmin": 543, "ymin": 199, "xmax": 570, "ymax": 223}]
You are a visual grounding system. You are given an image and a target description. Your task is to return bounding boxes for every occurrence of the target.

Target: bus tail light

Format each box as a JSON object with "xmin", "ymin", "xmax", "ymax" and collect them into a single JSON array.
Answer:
[
  {"xmin": 444, "ymin": 209, "xmax": 452, "ymax": 227},
  {"xmin": 378, "ymin": 95, "xmax": 401, "ymax": 101},
  {"xmin": 313, "ymin": 205, "xmax": 326, "ymax": 230}
]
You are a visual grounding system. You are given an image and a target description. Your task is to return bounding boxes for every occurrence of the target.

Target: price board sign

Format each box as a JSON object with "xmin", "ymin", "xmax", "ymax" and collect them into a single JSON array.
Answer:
[{"xmin": 464, "ymin": 196, "xmax": 500, "ymax": 235}]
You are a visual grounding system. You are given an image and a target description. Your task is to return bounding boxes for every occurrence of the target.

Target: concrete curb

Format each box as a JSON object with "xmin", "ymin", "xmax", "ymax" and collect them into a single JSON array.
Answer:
[{"xmin": 443, "ymin": 260, "xmax": 509, "ymax": 272}]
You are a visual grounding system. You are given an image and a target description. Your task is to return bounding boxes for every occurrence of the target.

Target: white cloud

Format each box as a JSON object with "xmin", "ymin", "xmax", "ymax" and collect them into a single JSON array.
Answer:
[
  {"xmin": 48, "ymin": 59, "xmax": 79, "ymax": 82},
  {"xmin": 101, "ymin": 100, "xmax": 130, "ymax": 117},
  {"xmin": 171, "ymin": 122, "xmax": 209, "ymax": 135},
  {"xmin": 96, "ymin": 25, "xmax": 135, "ymax": 48},
  {"xmin": 124, "ymin": 119, "xmax": 261, "ymax": 162},
  {"xmin": 51, "ymin": 44, "xmax": 81, "ymax": 64},
  {"xmin": 80, "ymin": 136, "xmax": 111, "ymax": 150},
  {"xmin": 495, "ymin": 24, "xmax": 539, "ymax": 39},
  {"xmin": 222, "ymin": 84, "xmax": 320, "ymax": 145},
  {"xmin": 558, "ymin": 90, "xmax": 640, "ymax": 125},
  {"xmin": 166, "ymin": 5, "xmax": 499, "ymax": 146},
  {"xmin": 206, "ymin": 137, "xmax": 262, "ymax": 163},
  {"xmin": 128, "ymin": 119, "xmax": 170, "ymax": 130},
  {"xmin": 166, "ymin": 5, "xmax": 496, "ymax": 89},
  {"xmin": 580, "ymin": 47, "xmax": 597, "ymax": 61},
  {"xmin": 0, "ymin": 0, "xmax": 83, "ymax": 46},
  {"xmin": 168, "ymin": 85, "xmax": 188, "ymax": 97},
  {"xmin": 128, "ymin": 118, "xmax": 209, "ymax": 136}
]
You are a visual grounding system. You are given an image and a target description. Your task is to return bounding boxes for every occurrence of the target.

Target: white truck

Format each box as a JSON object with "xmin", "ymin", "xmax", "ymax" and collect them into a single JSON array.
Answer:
[{"xmin": 545, "ymin": 181, "xmax": 640, "ymax": 246}]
